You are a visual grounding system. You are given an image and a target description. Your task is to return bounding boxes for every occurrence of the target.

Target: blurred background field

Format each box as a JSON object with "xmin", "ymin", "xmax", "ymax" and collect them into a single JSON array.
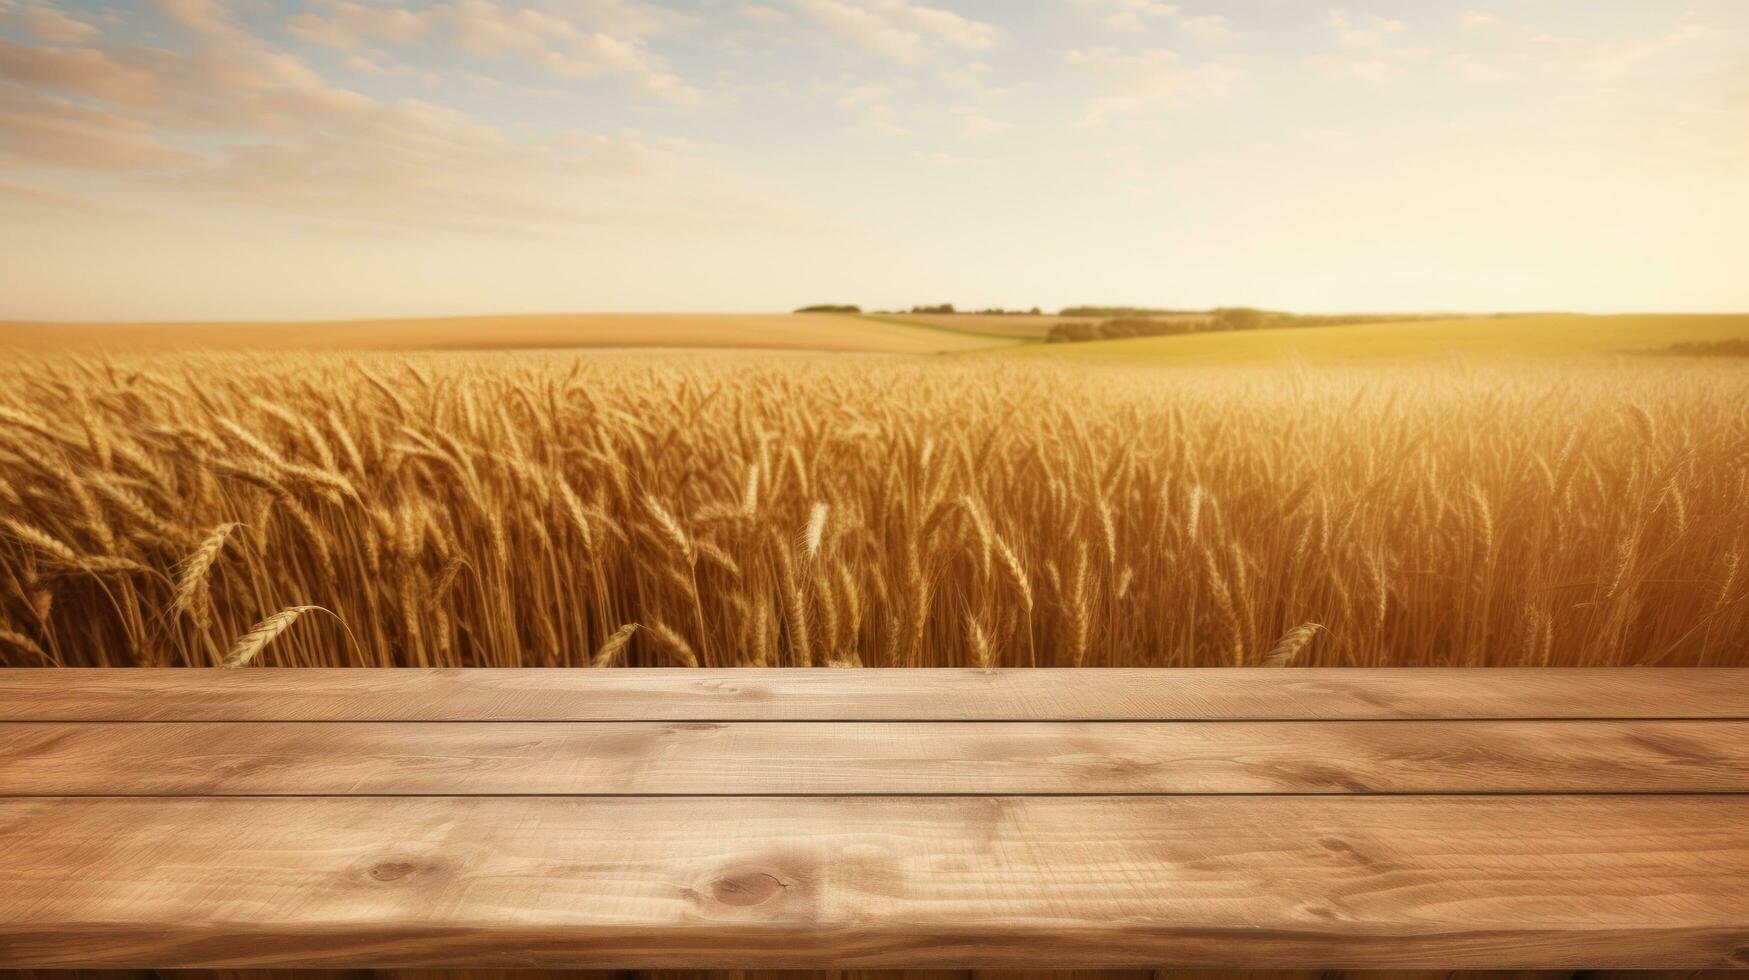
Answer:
[
  {"xmin": 1012, "ymin": 313, "xmax": 1749, "ymax": 362},
  {"xmin": 8, "ymin": 311, "xmax": 1745, "ymax": 359},
  {"xmin": 0, "ymin": 313, "xmax": 1003, "ymax": 355}
]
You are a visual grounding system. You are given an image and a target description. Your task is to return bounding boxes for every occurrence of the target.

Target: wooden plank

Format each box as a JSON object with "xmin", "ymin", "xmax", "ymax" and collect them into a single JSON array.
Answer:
[
  {"xmin": 2, "ymin": 668, "xmax": 1745, "ymax": 721},
  {"xmin": 0, "ymin": 972, "xmax": 1714, "ymax": 980},
  {"xmin": 2, "ymin": 720, "xmax": 1746, "ymax": 795},
  {"xmin": 1, "ymin": 795, "xmax": 1745, "ymax": 969}
]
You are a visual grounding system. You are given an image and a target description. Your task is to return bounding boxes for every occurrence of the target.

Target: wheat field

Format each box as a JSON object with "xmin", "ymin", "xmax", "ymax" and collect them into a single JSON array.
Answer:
[{"xmin": 0, "ymin": 349, "xmax": 1746, "ymax": 670}]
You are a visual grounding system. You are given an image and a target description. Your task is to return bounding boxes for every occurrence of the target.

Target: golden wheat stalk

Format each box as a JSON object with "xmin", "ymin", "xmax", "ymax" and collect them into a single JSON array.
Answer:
[
  {"xmin": 224, "ymin": 605, "xmax": 328, "ymax": 668},
  {"xmin": 2, "ymin": 519, "xmax": 79, "ymax": 563},
  {"xmin": 741, "ymin": 463, "xmax": 760, "ymax": 517},
  {"xmin": 0, "ymin": 624, "xmax": 48, "ymax": 663},
  {"xmin": 994, "ymin": 534, "xmax": 1033, "ymax": 613},
  {"xmin": 802, "ymin": 502, "xmax": 829, "ymax": 562},
  {"xmin": 173, "ymin": 523, "xmax": 242, "ymax": 623},
  {"xmin": 1262, "ymin": 623, "xmax": 1325, "ymax": 667},
  {"xmin": 0, "ymin": 404, "xmax": 64, "ymax": 444},
  {"xmin": 648, "ymin": 621, "xmax": 699, "ymax": 668},
  {"xmin": 643, "ymin": 494, "xmax": 693, "ymax": 565},
  {"xmin": 592, "ymin": 622, "xmax": 640, "ymax": 668},
  {"xmin": 45, "ymin": 556, "xmax": 156, "ymax": 578},
  {"xmin": 966, "ymin": 614, "xmax": 994, "ymax": 671},
  {"xmin": 556, "ymin": 476, "xmax": 594, "ymax": 551}
]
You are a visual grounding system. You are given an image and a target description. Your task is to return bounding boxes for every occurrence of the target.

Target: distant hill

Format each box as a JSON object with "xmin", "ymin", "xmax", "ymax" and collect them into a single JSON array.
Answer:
[
  {"xmin": 1058, "ymin": 306, "xmax": 1200, "ymax": 318},
  {"xmin": 0, "ymin": 313, "xmax": 1011, "ymax": 355},
  {"xmin": 1010, "ymin": 314, "xmax": 1749, "ymax": 362}
]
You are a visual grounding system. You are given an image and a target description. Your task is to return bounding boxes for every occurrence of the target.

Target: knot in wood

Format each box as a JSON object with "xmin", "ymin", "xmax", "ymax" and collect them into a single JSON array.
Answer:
[
  {"xmin": 711, "ymin": 870, "xmax": 788, "ymax": 907},
  {"xmin": 368, "ymin": 860, "xmax": 419, "ymax": 882}
]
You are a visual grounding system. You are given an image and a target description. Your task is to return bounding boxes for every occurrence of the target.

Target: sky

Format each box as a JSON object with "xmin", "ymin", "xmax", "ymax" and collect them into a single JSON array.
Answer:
[{"xmin": 0, "ymin": 0, "xmax": 1745, "ymax": 321}]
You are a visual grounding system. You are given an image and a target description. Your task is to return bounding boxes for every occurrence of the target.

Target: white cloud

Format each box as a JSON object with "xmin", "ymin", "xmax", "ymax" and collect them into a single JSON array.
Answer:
[
  {"xmin": 1459, "ymin": 11, "xmax": 1499, "ymax": 32},
  {"xmin": 1304, "ymin": 55, "xmax": 1401, "ymax": 83},
  {"xmin": 0, "ymin": 2, "xmax": 100, "ymax": 44},
  {"xmin": 180, "ymin": 108, "xmax": 763, "ymax": 236},
  {"xmin": 568, "ymin": 0, "xmax": 687, "ymax": 39},
  {"xmin": 0, "ymin": 2, "xmax": 792, "ymax": 235},
  {"xmin": 157, "ymin": 0, "xmax": 252, "ymax": 44},
  {"xmin": 1069, "ymin": 47, "xmax": 1244, "ymax": 125},
  {"xmin": 287, "ymin": 2, "xmax": 428, "ymax": 50},
  {"xmin": 1072, "ymin": 0, "xmax": 1178, "ymax": 31},
  {"xmin": 1564, "ymin": 23, "xmax": 1714, "ymax": 79},
  {"xmin": 1445, "ymin": 54, "xmax": 1509, "ymax": 84},
  {"xmin": 836, "ymin": 80, "xmax": 896, "ymax": 106},
  {"xmin": 741, "ymin": 4, "xmax": 789, "ymax": 24},
  {"xmin": 790, "ymin": 0, "xmax": 1000, "ymax": 63},
  {"xmin": 1329, "ymin": 10, "xmax": 1406, "ymax": 49},
  {"xmin": 1441, "ymin": 13, "xmax": 1716, "ymax": 86},
  {"xmin": 344, "ymin": 52, "xmax": 440, "ymax": 83},
  {"xmin": 859, "ymin": 103, "xmax": 909, "ymax": 137},
  {"xmin": 0, "ymin": 176, "xmax": 114, "ymax": 212},
  {"xmin": 911, "ymin": 149, "xmax": 969, "ymax": 166},
  {"xmin": 1071, "ymin": 3, "xmax": 1235, "ymax": 45},
  {"xmin": 0, "ymin": 38, "xmax": 161, "ymax": 107},
  {"xmin": 1308, "ymin": 10, "xmax": 1428, "ymax": 83},
  {"xmin": 956, "ymin": 110, "xmax": 1009, "ymax": 136},
  {"xmin": 1179, "ymin": 14, "xmax": 1235, "ymax": 44},
  {"xmin": 0, "ymin": 88, "xmax": 189, "ymax": 170},
  {"xmin": 285, "ymin": 0, "xmax": 700, "ymax": 101}
]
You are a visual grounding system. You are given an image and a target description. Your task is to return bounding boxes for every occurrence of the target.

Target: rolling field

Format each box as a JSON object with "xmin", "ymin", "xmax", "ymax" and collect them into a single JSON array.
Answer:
[
  {"xmin": 1, "ymin": 344, "xmax": 1745, "ymax": 670},
  {"xmin": 1012, "ymin": 313, "xmax": 1749, "ymax": 362},
  {"xmin": 0, "ymin": 313, "xmax": 1009, "ymax": 355},
  {"xmin": 862, "ymin": 312, "xmax": 1100, "ymax": 340},
  {"xmin": 866, "ymin": 311, "xmax": 1211, "ymax": 341}
]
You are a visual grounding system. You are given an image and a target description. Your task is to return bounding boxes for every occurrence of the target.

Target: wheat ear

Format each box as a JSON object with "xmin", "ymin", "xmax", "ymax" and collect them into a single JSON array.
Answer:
[
  {"xmin": 0, "ymin": 624, "xmax": 48, "ymax": 663},
  {"xmin": 649, "ymin": 621, "xmax": 699, "ymax": 667},
  {"xmin": 592, "ymin": 622, "xmax": 639, "ymax": 668},
  {"xmin": 966, "ymin": 614, "xmax": 995, "ymax": 672},
  {"xmin": 174, "ymin": 523, "xmax": 241, "ymax": 622},
  {"xmin": 1262, "ymin": 623, "xmax": 1324, "ymax": 667},
  {"xmin": 802, "ymin": 502, "xmax": 829, "ymax": 561},
  {"xmin": 3, "ymin": 519, "xmax": 78, "ymax": 563},
  {"xmin": 643, "ymin": 494, "xmax": 693, "ymax": 564},
  {"xmin": 224, "ymin": 605, "xmax": 328, "ymax": 668}
]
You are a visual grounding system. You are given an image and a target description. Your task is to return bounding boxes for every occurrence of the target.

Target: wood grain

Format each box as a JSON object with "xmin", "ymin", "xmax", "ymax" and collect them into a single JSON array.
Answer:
[
  {"xmin": 1, "ymin": 795, "xmax": 1745, "ymax": 969},
  {"xmin": 0, "ymin": 972, "xmax": 1727, "ymax": 980},
  {"xmin": 3, "ymin": 720, "xmax": 1746, "ymax": 795},
  {"xmin": 4, "ymin": 668, "xmax": 1745, "ymax": 970},
  {"xmin": 2, "ymin": 669, "xmax": 1745, "ymax": 721}
]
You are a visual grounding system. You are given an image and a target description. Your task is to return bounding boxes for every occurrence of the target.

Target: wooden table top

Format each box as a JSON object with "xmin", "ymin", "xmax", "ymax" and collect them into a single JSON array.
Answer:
[{"xmin": 1, "ymin": 668, "xmax": 1746, "ymax": 970}]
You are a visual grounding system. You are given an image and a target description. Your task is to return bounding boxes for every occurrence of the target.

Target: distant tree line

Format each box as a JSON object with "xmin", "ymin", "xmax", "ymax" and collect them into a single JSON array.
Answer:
[
  {"xmin": 798, "ymin": 303, "xmax": 1048, "ymax": 316},
  {"xmin": 796, "ymin": 302, "xmax": 1451, "ymax": 343},
  {"xmin": 904, "ymin": 304, "xmax": 1044, "ymax": 315},
  {"xmin": 1045, "ymin": 308, "xmax": 1445, "ymax": 344},
  {"xmin": 1058, "ymin": 306, "xmax": 1199, "ymax": 318}
]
